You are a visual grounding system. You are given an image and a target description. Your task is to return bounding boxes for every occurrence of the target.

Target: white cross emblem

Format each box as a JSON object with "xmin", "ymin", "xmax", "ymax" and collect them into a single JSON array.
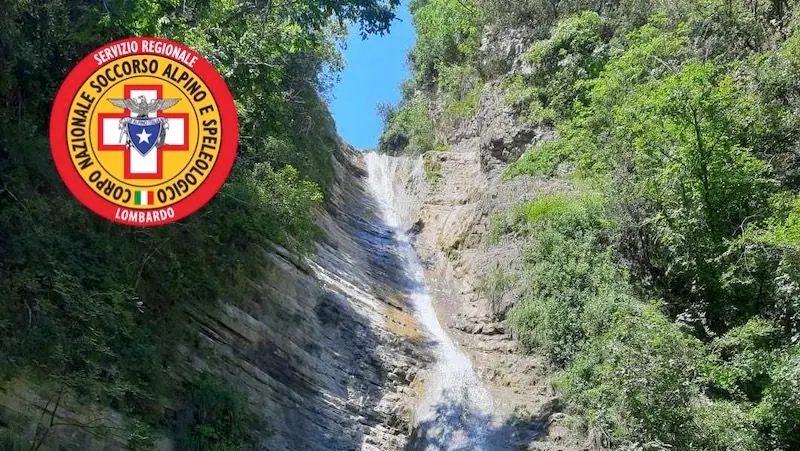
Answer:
[{"xmin": 98, "ymin": 85, "xmax": 189, "ymax": 179}]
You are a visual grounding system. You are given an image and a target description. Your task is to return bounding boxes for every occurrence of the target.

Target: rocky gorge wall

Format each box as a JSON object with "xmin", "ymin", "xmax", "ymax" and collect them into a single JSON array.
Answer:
[
  {"xmin": 0, "ymin": 144, "xmax": 428, "ymax": 451},
  {"xmin": 390, "ymin": 23, "xmax": 595, "ymax": 451},
  {"xmin": 2, "ymin": 24, "xmax": 592, "ymax": 451}
]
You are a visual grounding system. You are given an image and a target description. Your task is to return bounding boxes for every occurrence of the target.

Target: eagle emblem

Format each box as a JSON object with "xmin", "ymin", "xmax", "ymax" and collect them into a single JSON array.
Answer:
[{"xmin": 107, "ymin": 96, "xmax": 181, "ymax": 156}]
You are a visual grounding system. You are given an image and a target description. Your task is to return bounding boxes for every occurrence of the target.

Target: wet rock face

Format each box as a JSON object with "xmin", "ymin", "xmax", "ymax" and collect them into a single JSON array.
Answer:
[
  {"xmin": 0, "ymin": 146, "xmax": 426, "ymax": 451},
  {"xmin": 184, "ymin": 149, "xmax": 429, "ymax": 451},
  {"xmin": 392, "ymin": 24, "xmax": 590, "ymax": 451},
  {"xmin": 400, "ymin": 144, "xmax": 589, "ymax": 450},
  {"xmin": 395, "ymin": 132, "xmax": 586, "ymax": 450}
]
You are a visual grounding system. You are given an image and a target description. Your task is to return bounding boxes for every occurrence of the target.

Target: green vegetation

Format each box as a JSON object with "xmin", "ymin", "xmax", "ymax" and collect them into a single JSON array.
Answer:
[
  {"xmin": 176, "ymin": 376, "xmax": 260, "ymax": 451},
  {"xmin": 437, "ymin": 63, "xmax": 483, "ymax": 117},
  {"xmin": 502, "ymin": 140, "xmax": 569, "ymax": 179},
  {"xmin": 477, "ymin": 266, "xmax": 517, "ymax": 319},
  {"xmin": 0, "ymin": 0, "xmax": 397, "ymax": 446},
  {"xmin": 504, "ymin": 193, "xmax": 623, "ymax": 364},
  {"xmin": 408, "ymin": 0, "xmax": 482, "ymax": 86},
  {"xmin": 378, "ymin": 0, "xmax": 483, "ymax": 153},
  {"xmin": 422, "ymin": 152, "xmax": 444, "ymax": 183},
  {"xmin": 390, "ymin": 0, "xmax": 800, "ymax": 448},
  {"xmin": 505, "ymin": 11, "xmax": 610, "ymax": 124},
  {"xmin": 378, "ymin": 96, "xmax": 435, "ymax": 154},
  {"xmin": 447, "ymin": 83, "xmax": 483, "ymax": 117}
]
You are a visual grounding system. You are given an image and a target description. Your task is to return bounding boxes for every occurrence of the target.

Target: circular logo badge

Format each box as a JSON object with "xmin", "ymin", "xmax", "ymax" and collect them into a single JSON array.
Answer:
[{"xmin": 49, "ymin": 37, "xmax": 238, "ymax": 226}]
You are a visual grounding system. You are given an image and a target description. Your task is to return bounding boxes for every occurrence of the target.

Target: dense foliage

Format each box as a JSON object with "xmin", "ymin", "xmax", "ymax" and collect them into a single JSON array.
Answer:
[
  {"xmin": 0, "ymin": 0, "xmax": 397, "ymax": 447},
  {"xmin": 387, "ymin": 0, "xmax": 800, "ymax": 448},
  {"xmin": 378, "ymin": 0, "xmax": 482, "ymax": 153}
]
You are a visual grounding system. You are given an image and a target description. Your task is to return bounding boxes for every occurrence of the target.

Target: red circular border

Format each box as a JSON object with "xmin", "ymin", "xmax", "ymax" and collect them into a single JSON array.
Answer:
[{"xmin": 49, "ymin": 37, "xmax": 238, "ymax": 227}]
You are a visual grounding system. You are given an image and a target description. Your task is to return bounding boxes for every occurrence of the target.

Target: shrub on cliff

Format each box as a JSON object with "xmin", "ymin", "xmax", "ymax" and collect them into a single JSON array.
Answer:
[
  {"xmin": 408, "ymin": 0, "xmax": 482, "ymax": 85},
  {"xmin": 504, "ymin": 193, "xmax": 622, "ymax": 363},
  {"xmin": 503, "ymin": 11, "xmax": 610, "ymax": 124},
  {"xmin": 175, "ymin": 376, "xmax": 261, "ymax": 451},
  {"xmin": 378, "ymin": 96, "xmax": 436, "ymax": 154}
]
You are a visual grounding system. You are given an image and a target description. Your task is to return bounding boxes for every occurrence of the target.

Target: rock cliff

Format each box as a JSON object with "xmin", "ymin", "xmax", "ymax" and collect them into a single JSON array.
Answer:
[
  {"xmin": 0, "ymin": 144, "xmax": 428, "ymax": 451},
  {"xmin": 391, "ymin": 24, "xmax": 592, "ymax": 451},
  {"xmin": 3, "ymin": 23, "xmax": 591, "ymax": 451}
]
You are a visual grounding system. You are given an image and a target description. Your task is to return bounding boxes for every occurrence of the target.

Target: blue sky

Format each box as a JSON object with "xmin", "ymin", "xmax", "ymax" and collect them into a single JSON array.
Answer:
[{"xmin": 329, "ymin": 2, "xmax": 415, "ymax": 150}]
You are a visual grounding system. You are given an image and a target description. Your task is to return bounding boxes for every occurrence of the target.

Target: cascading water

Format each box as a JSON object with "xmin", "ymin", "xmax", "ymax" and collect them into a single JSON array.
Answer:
[{"xmin": 365, "ymin": 153, "xmax": 495, "ymax": 451}]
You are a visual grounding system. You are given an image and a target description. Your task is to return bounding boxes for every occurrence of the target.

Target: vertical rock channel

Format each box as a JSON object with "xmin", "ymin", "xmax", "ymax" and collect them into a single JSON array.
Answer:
[{"xmin": 365, "ymin": 153, "xmax": 495, "ymax": 451}]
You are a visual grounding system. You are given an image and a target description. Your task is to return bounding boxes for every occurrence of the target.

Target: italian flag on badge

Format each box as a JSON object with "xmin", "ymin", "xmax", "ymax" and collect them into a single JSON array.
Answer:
[{"xmin": 134, "ymin": 190, "xmax": 154, "ymax": 206}]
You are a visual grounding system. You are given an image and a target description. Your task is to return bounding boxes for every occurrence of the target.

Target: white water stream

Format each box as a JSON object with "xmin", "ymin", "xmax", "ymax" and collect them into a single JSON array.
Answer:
[{"xmin": 365, "ymin": 153, "xmax": 495, "ymax": 451}]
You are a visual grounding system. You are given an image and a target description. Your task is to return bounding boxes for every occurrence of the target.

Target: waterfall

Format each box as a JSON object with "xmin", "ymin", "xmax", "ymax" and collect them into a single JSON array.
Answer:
[{"xmin": 364, "ymin": 152, "xmax": 495, "ymax": 451}]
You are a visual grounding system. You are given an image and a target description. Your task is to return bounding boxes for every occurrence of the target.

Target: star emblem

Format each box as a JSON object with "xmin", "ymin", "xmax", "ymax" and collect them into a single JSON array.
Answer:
[{"xmin": 136, "ymin": 129, "xmax": 152, "ymax": 144}]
